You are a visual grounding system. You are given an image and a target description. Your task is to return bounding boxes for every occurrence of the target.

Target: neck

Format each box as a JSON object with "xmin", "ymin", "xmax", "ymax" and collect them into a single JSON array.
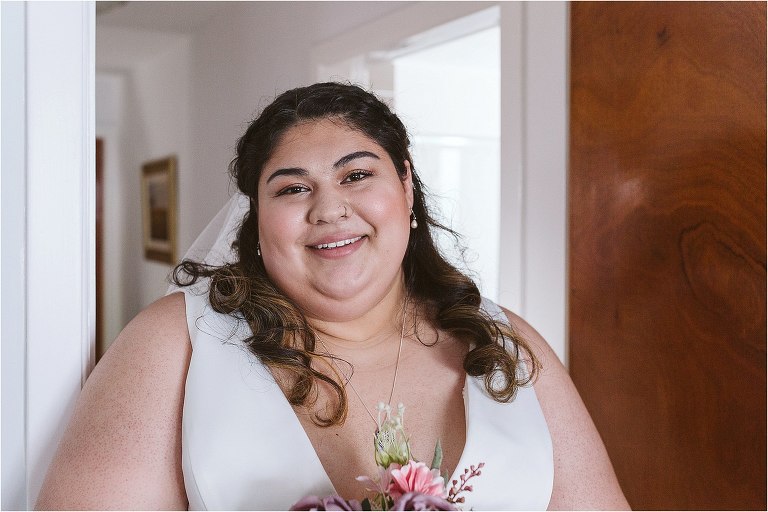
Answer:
[{"xmin": 307, "ymin": 280, "xmax": 408, "ymax": 356}]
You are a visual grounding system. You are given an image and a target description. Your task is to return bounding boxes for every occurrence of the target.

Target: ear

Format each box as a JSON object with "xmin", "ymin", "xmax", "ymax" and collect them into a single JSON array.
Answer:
[{"xmin": 402, "ymin": 160, "xmax": 414, "ymax": 209}]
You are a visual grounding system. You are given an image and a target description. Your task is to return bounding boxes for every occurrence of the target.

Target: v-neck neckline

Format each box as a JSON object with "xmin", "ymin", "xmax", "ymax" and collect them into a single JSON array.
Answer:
[{"xmin": 265, "ymin": 368, "xmax": 473, "ymax": 499}]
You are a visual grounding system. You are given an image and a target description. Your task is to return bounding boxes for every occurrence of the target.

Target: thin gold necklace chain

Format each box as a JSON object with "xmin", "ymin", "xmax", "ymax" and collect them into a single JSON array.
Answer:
[{"xmin": 318, "ymin": 295, "xmax": 409, "ymax": 428}]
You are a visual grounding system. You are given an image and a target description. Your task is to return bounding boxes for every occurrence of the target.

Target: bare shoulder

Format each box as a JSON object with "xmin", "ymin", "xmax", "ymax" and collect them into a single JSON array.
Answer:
[
  {"xmin": 499, "ymin": 306, "xmax": 630, "ymax": 511},
  {"xmin": 84, "ymin": 291, "xmax": 191, "ymax": 396},
  {"xmin": 498, "ymin": 307, "xmax": 559, "ymax": 371},
  {"xmin": 36, "ymin": 292, "xmax": 191, "ymax": 510}
]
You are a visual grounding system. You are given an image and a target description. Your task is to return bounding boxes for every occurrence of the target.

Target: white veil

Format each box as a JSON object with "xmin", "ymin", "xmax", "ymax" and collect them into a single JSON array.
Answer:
[{"xmin": 167, "ymin": 192, "xmax": 250, "ymax": 294}]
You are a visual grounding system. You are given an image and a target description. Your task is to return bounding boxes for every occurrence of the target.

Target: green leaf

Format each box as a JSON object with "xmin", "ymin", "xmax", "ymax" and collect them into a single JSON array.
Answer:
[
  {"xmin": 430, "ymin": 438, "xmax": 443, "ymax": 470},
  {"xmin": 361, "ymin": 498, "xmax": 372, "ymax": 511}
]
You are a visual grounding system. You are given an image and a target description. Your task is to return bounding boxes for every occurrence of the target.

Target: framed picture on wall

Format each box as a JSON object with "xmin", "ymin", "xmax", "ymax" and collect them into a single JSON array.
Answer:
[{"xmin": 141, "ymin": 156, "xmax": 177, "ymax": 264}]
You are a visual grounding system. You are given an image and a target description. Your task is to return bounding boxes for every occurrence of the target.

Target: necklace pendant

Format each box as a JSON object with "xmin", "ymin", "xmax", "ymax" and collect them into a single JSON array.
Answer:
[
  {"xmin": 373, "ymin": 404, "xmax": 411, "ymax": 468},
  {"xmin": 375, "ymin": 428, "xmax": 396, "ymax": 450}
]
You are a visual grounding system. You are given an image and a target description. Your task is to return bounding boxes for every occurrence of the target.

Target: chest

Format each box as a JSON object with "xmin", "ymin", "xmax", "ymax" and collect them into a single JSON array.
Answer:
[{"xmin": 295, "ymin": 358, "xmax": 468, "ymax": 500}]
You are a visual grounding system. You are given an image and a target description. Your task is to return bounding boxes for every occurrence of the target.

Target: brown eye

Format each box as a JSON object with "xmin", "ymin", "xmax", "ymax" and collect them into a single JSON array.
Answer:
[
  {"xmin": 343, "ymin": 171, "xmax": 372, "ymax": 183},
  {"xmin": 278, "ymin": 184, "xmax": 310, "ymax": 196}
]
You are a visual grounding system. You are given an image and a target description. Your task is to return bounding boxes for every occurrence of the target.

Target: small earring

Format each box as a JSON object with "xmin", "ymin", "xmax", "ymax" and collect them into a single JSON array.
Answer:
[
  {"xmin": 256, "ymin": 242, "xmax": 261, "ymax": 257},
  {"xmin": 410, "ymin": 209, "xmax": 418, "ymax": 229}
]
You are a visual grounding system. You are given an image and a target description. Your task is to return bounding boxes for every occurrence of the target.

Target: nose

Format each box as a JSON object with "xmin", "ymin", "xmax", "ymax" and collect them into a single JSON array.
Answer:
[{"xmin": 308, "ymin": 189, "xmax": 350, "ymax": 224}]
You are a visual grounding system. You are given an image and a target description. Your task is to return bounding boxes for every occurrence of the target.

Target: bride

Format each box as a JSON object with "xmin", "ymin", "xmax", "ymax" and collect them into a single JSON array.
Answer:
[{"xmin": 36, "ymin": 83, "xmax": 629, "ymax": 510}]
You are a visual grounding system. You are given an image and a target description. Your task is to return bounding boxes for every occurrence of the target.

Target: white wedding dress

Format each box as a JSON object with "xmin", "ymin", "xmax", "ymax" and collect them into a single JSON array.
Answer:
[{"xmin": 180, "ymin": 286, "xmax": 554, "ymax": 511}]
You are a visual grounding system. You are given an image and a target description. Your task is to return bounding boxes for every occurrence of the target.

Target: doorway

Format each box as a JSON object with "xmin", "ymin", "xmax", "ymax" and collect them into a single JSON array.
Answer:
[
  {"xmin": 317, "ymin": 8, "xmax": 502, "ymax": 300},
  {"xmin": 311, "ymin": 2, "xmax": 568, "ymax": 361}
]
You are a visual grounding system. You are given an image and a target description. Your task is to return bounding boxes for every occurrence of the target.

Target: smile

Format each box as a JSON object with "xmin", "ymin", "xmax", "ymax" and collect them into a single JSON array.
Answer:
[{"xmin": 312, "ymin": 236, "xmax": 364, "ymax": 250}]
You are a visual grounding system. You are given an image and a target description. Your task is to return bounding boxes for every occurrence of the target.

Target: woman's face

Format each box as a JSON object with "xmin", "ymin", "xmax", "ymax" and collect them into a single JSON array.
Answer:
[{"xmin": 256, "ymin": 118, "xmax": 414, "ymax": 322}]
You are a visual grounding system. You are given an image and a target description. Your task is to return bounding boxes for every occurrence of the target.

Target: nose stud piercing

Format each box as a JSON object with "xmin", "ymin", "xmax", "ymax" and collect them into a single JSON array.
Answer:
[{"xmin": 410, "ymin": 209, "xmax": 418, "ymax": 229}]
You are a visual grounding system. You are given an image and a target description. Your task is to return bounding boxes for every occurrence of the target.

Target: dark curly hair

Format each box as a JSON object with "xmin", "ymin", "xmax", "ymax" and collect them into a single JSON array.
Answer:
[{"xmin": 173, "ymin": 82, "xmax": 539, "ymax": 426}]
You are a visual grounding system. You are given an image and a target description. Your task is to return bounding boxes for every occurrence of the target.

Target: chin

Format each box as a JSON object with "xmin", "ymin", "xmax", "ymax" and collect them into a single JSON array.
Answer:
[
  {"xmin": 271, "ymin": 266, "xmax": 406, "ymax": 322},
  {"xmin": 300, "ymin": 285, "xmax": 386, "ymax": 322},
  {"xmin": 303, "ymin": 300, "xmax": 370, "ymax": 323}
]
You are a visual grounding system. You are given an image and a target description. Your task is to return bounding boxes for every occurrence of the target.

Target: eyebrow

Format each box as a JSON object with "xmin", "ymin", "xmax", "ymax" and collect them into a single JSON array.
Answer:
[
  {"xmin": 333, "ymin": 150, "xmax": 380, "ymax": 168},
  {"xmin": 265, "ymin": 151, "xmax": 380, "ymax": 184},
  {"xmin": 265, "ymin": 167, "xmax": 307, "ymax": 184}
]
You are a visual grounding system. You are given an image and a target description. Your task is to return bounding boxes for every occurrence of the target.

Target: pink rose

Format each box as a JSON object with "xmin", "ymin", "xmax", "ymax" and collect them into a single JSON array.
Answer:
[
  {"xmin": 356, "ymin": 464, "xmax": 399, "ymax": 495},
  {"xmin": 388, "ymin": 461, "xmax": 446, "ymax": 499}
]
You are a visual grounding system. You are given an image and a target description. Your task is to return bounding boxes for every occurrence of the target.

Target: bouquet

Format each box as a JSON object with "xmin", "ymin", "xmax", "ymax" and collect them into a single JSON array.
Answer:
[{"xmin": 291, "ymin": 403, "xmax": 483, "ymax": 511}]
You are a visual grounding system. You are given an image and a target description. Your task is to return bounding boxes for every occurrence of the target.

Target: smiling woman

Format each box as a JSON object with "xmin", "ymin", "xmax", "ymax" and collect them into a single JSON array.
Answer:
[
  {"xmin": 35, "ymin": 83, "xmax": 628, "ymax": 511},
  {"xmin": 257, "ymin": 120, "xmax": 413, "ymax": 321}
]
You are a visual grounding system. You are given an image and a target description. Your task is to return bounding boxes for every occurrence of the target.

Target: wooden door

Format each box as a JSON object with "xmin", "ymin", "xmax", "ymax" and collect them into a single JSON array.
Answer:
[{"xmin": 569, "ymin": 2, "xmax": 766, "ymax": 510}]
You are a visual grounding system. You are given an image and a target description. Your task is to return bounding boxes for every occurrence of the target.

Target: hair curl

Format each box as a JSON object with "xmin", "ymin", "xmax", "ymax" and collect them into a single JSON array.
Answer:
[{"xmin": 173, "ymin": 82, "xmax": 539, "ymax": 426}]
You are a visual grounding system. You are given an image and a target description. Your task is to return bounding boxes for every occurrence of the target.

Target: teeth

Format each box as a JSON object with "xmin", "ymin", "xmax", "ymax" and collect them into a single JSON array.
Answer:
[{"xmin": 313, "ymin": 236, "xmax": 362, "ymax": 249}]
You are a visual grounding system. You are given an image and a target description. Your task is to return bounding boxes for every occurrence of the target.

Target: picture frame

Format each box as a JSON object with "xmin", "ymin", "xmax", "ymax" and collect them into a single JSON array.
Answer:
[{"xmin": 141, "ymin": 156, "xmax": 177, "ymax": 264}]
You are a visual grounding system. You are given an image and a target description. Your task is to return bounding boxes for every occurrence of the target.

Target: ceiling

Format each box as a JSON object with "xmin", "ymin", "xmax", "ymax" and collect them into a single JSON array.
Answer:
[
  {"xmin": 96, "ymin": 1, "xmax": 231, "ymax": 34},
  {"xmin": 96, "ymin": 1, "xmax": 236, "ymax": 70}
]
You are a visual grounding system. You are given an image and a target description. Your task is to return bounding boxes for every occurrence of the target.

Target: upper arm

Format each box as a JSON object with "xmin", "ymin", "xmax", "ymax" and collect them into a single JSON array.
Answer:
[
  {"xmin": 36, "ymin": 292, "xmax": 192, "ymax": 510},
  {"xmin": 501, "ymin": 307, "xmax": 630, "ymax": 511}
]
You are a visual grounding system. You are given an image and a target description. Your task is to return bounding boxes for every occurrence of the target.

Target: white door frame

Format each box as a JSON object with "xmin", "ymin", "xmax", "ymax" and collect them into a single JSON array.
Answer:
[
  {"xmin": 311, "ymin": 2, "xmax": 568, "ymax": 362},
  {"xmin": 1, "ymin": 2, "xmax": 95, "ymax": 508}
]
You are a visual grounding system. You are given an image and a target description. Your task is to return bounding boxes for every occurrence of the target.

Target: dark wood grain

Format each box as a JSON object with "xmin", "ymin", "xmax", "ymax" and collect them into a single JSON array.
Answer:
[
  {"xmin": 569, "ymin": 2, "xmax": 766, "ymax": 510},
  {"xmin": 96, "ymin": 138, "xmax": 104, "ymax": 361}
]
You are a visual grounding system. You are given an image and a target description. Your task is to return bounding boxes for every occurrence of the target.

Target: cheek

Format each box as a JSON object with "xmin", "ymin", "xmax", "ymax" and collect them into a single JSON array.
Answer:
[
  {"xmin": 258, "ymin": 207, "xmax": 306, "ymax": 292},
  {"xmin": 358, "ymin": 188, "xmax": 409, "ymax": 224},
  {"xmin": 257, "ymin": 203, "xmax": 304, "ymax": 249}
]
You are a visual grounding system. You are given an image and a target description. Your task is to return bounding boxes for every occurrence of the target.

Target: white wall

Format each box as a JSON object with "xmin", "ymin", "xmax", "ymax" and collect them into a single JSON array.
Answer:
[
  {"xmin": 394, "ymin": 28, "xmax": 501, "ymax": 300},
  {"xmin": 96, "ymin": 29, "xmax": 191, "ymax": 342},
  {"xmin": 125, "ymin": 36, "xmax": 192, "ymax": 311},
  {"xmin": 96, "ymin": 72, "xmax": 125, "ymax": 347}
]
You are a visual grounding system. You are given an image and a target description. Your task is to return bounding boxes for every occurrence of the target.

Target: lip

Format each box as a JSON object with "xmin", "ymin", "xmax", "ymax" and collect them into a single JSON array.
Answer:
[
  {"xmin": 306, "ymin": 234, "xmax": 367, "ymax": 258},
  {"xmin": 307, "ymin": 232, "xmax": 366, "ymax": 248}
]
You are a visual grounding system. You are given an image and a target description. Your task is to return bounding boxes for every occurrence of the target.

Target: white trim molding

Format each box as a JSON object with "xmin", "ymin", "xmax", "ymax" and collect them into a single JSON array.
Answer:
[
  {"xmin": 498, "ymin": 1, "xmax": 525, "ymax": 314},
  {"xmin": 310, "ymin": 2, "xmax": 496, "ymax": 77},
  {"xmin": 1, "ymin": 2, "xmax": 30, "ymax": 510},
  {"xmin": 0, "ymin": 1, "xmax": 96, "ymax": 507},
  {"xmin": 519, "ymin": 2, "xmax": 568, "ymax": 365},
  {"xmin": 501, "ymin": 1, "xmax": 568, "ymax": 364}
]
